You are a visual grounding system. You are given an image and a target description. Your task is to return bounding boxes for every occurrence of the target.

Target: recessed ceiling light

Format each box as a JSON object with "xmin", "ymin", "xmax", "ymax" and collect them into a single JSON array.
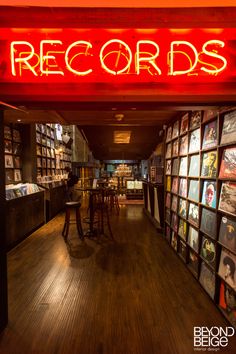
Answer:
[
  {"xmin": 17, "ymin": 119, "xmax": 21, "ymax": 122},
  {"xmin": 111, "ymin": 107, "xmax": 117, "ymax": 111},
  {"xmin": 114, "ymin": 130, "xmax": 131, "ymax": 144},
  {"xmin": 131, "ymin": 107, "xmax": 137, "ymax": 110}
]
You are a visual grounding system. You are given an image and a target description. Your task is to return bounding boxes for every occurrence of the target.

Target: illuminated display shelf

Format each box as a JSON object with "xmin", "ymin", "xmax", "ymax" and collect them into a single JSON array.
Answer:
[
  {"xmin": 4, "ymin": 125, "xmax": 23, "ymax": 185},
  {"xmin": 164, "ymin": 109, "xmax": 236, "ymax": 329}
]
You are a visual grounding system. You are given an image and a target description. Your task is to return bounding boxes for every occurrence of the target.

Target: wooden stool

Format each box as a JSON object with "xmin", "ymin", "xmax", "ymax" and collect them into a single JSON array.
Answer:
[
  {"xmin": 93, "ymin": 198, "xmax": 114, "ymax": 239},
  {"xmin": 62, "ymin": 202, "xmax": 84, "ymax": 242}
]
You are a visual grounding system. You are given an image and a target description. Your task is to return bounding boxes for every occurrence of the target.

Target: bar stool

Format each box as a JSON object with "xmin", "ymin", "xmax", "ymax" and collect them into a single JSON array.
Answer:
[
  {"xmin": 93, "ymin": 192, "xmax": 114, "ymax": 239},
  {"xmin": 105, "ymin": 189, "xmax": 120, "ymax": 215},
  {"xmin": 62, "ymin": 202, "xmax": 84, "ymax": 242}
]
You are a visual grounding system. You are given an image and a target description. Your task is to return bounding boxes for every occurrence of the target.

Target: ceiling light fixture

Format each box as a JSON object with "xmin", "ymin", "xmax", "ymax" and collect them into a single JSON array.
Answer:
[
  {"xmin": 114, "ymin": 130, "xmax": 131, "ymax": 144},
  {"xmin": 114, "ymin": 113, "xmax": 124, "ymax": 122}
]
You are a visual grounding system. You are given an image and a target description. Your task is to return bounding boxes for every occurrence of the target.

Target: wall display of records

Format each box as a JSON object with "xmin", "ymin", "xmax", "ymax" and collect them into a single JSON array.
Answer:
[
  {"xmin": 4, "ymin": 125, "xmax": 23, "ymax": 184},
  {"xmin": 36, "ymin": 124, "xmax": 72, "ymax": 178},
  {"xmin": 164, "ymin": 109, "xmax": 236, "ymax": 328}
]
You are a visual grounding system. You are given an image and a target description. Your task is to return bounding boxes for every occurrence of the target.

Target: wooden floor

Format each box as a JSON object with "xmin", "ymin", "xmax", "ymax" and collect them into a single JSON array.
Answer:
[{"xmin": 0, "ymin": 205, "xmax": 235, "ymax": 354}]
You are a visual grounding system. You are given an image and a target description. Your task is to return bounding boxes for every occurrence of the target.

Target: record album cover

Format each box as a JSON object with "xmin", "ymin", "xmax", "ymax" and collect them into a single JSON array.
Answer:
[
  {"xmin": 166, "ymin": 126, "xmax": 172, "ymax": 142},
  {"xmin": 4, "ymin": 126, "xmax": 12, "ymax": 139},
  {"xmin": 5, "ymin": 154, "xmax": 13, "ymax": 168},
  {"xmin": 172, "ymin": 121, "xmax": 179, "ymax": 139},
  {"xmin": 14, "ymin": 156, "xmax": 21, "ymax": 168},
  {"xmin": 178, "ymin": 198, "xmax": 187, "ymax": 219},
  {"xmin": 202, "ymin": 120, "xmax": 218, "ymax": 150},
  {"xmin": 201, "ymin": 151, "xmax": 217, "ymax": 178},
  {"xmin": 188, "ymin": 250, "xmax": 199, "ymax": 276},
  {"xmin": 180, "ymin": 113, "xmax": 188, "ymax": 135},
  {"xmin": 5, "ymin": 170, "xmax": 14, "ymax": 184},
  {"xmin": 219, "ymin": 216, "xmax": 236, "ymax": 253},
  {"xmin": 221, "ymin": 111, "xmax": 236, "ymax": 145},
  {"xmin": 171, "ymin": 177, "xmax": 178, "ymax": 194},
  {"xmin": 189, "ymin": 154, "xmax": 200, "ymax": 177},
  {"xmin": 14, "ymin": 169, "xmax": 22, "ymax": 182},
  {"xmin": 165, "ymin": 192, "xmax": 171, "ymax": 208},
  {"xmin": 165, "ymin": 208, "xmax": 171, "ymax": 225},
  {"xmin": 171, "ymin": 231, "xmax": 178, "ymax": 251},
  {"xmin": 219, "ymin": 280, "xmax": 236, "ymax": 328},
  {"xmin": 12, "ymin": 143, "xmax": 22, "ymax": 155},
  {"xmin": 218, "ymin": 248, "xmax": 236, "ymax": 291},
  {"xmin": 202, "ymin": 110, "xmax": 218, "ymax": 123},
  {"xmin": 166, "ymin": 160, "xmax": 171, "ymax": 175},
  {"xmin": 171, "ymin": 195, "xmax": 178, "ymax": 212},
  {"xmin": 4, "ymin": 140, "xmax": 12, "ymax": 153},
  {"xmin": 178, "ymin": 219, "xmax": 187, "ymax": 241},
  {"xmin": 171, "ymin": 213, "xmax": 178, "ymax": 233},
  {"xmin": 178, "ymin": 240, "xmax": 187, "ymax": 260},
  {"xmin": 179, "ymin": 157, "xmax": 188, "ymax": 176},
  {"xmin": 179, "ymin": 134, "xmax": 188, "ymax": 155},
  {"xmin": 190, "ymin": 111, "xmax": 201, "ymax": 130},
  {"xmin": 219, "ymin": 147, "xmax": 236, "ymax": 179},
  {"xmin": 12, "ymin": 129, "xmax": 21, "ymax": 142},
  {"xmin": 199, "ymin": 262, "xmax": 215, "ymax": 299},
  {"xmin": 201, "ymin": 236, "xmax": 216, "ymax": 268},
  {"xmin": 188, "ymin": 202, "xmax": 199, "ymax": 227},
  {"xmin": 165, "ymin": 225, "xmax": 171, "ymax": 243},
  {"xmin": 188, "ymin": 226, "xmax": 199, "ymax": 252},
  {"xmin": 166, "ymin": 176, "xmax": 171, "ymax": 192},
  {"xmin": 179, "ymin": 178, "xmax": 187, "ymax": 198},
  {"xmin": 189, "ymin": 128, "xmax": 200, "ymax": 153},
  {"xmin": 172, "ymin": 158, "xmax": 179, "ymax": 176},
  {"xmin": 172, "ymin": 139, "xmax": 179, "ymax": 157},
  {"xmin": 165, "ymin": 143, "xmax": 172, "ymax": 159},
  {"xmin": 219, "ymin": 182, "xmax": 236, "ymax": 216},
  {"xmin": 201, "ymin": 181, "xmax": 217, "ymax": 209},
  {"xmin": 188, "ymin": 180, "xmax": 199, "ymax": 202},
  {"xmin": 200, "ymin": 208, "xmax": 217, "ymax": 239}
]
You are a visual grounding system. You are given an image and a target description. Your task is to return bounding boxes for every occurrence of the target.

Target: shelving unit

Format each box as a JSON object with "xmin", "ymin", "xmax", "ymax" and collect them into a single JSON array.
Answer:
[
  {"xmin": 4, "ymin": 125, "xmax": 23, "ymax": 184},
  {"xmin": 164, "ymin": 109, "xmax": 236, "ymax": 328}
]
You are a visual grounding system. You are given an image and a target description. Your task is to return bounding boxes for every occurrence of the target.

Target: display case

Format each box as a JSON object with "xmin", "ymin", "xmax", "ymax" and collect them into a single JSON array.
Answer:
[
  {"xmin": 164, "ymin": 109, "xmax": 236, "ymax": 328},
  {"xmin": 5, "ymin": 183, "xmax": 45, "ymax": 249},
  {"xmin": 126, "ymin": 180, "xmax": 143, "ymax": 200},
  {"xmin": 4, "ymin": 125, "xmax": 23, "ymax": 184}
]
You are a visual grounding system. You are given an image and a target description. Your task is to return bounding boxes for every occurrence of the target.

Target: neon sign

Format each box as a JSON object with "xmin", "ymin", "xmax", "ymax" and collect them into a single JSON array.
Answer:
[{"xmin": 0, "ymin": 28, "xmax": 235, "ymax": 83}]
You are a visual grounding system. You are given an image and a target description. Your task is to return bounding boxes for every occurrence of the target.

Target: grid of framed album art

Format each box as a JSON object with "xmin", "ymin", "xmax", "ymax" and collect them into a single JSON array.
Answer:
[
  {"xmin": 4, "ymin": 125, "xmax": 23, "ymax": 184},
  {"xmin": 164, "ymin": 109, "xmax": 236, "ymax": 328}
]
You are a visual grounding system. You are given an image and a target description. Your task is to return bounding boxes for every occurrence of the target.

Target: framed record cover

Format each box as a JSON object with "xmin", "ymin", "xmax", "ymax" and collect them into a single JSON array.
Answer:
[
  {"xmin": 4, "ymin": 139, "xmax": 12, "ymax": 153},
  {"xmin": 4, "ymin": 125, "xmax": 12, "ymax": 139},
  {"xmin": 188, "ymin": 226, "xmax": 199, "ymax": 252},
  {"xmin": 166, "ymin": 176, "xmax": 171, "ymax": 192},
  {"xmin": 189, "ymin": 129, "xmax": 200, "ymax": 153},
  {"xmin": 200, "ymin": 208, "xmax": 217, "ymax": 239},
  {"xmin": 179, "ymin": 178, "xmax": 187, "ymax": 198},
  {"xmin": 219, "ymin": 147, "xmax": 236, "ymax": 179},
  {"xmin": 190, "ymin": 111, "xmax": 201, "ymax": 130},
  {"xmin": 178, "ymin": 240, "xmax": 187, "ymax": 261},
  {"xmin": 201, "ymin": 151, "xmax": 217, "ymax": 178},
  {"xmin": 202, "ymin": 120, "xmax": 218, "ymax": 150},
  {"xmin": 219, "ymin": 216, "xmax": 236, "ymax": 253},
  {"xmin": 165, "ymin": 208, "xmax": 171, "ymax": 225},
  {"xmin": 178, "ymin": 219, "xmax": 187, "ymax": 241},
  {"xmin": 5, "ymin": 170, "xmax": 14, "ymax": 184},
  {"xmin": 219, "ymin": 182, "xmax": 236, "ymax": 216},
  {"xmin": 179, "ymin": 134, "xmax": 188, "ymax": 155},
  {"xmin": 189, "ymin": 154, "xmax": 200, "ymax": 177},
  {"xmin": 165, "ymin": 225, "xmax": 171, "ymax": 243},
  {"xmin": 5, "ymin": 154, "xmax": 14, "ymax": 168},
  {"xmin": 172, "ymin": 139, "xmax": 179, "ymax": 157},
  {"xmin": 199, "ymin": 262, "xmax": 216, "ymax": 299},
  {"xmin": 14, "ymin": 169, "xmax": 22, "ymax": 182},
  {"xmin": 166, "ymin": 160, "xmax": 171, "ymax": 175},
  {"xmin": 178, "ymin": 198, "xmax": 187, "ymax": 219},
  {"xmin": 201, "ymin": 181, "xmax": 217, "ymax": 209},
  {"xmin": 180, "ymin": 113, "xmax": 188, "ymax": 135},
  {"xmin": 171, "ymin": 213, "xmax": 178, "ymax": 233},
  {"xmin": 171, "ymin": 231, "xmax": 178, "ymax": 251},
  {"xmin": 172, "ymin": 121, "xmax": 179, "ymax": 139},
  {"xmin": 221, "ymin": 111, "xmax": 236, "ymax": 145},
  {"xmin": 171, "ymin": 195, "xmax": 178, "ymax": 213},
  {"xmin": 179, "ymin": 157, "xmax": 188, "ymax": 176},
  {"xmin": 219, "ymin": 280, "xmax": 236, "ymax": 328},
  {"xmin": 218, "ymin": 248, "xmax": 236, "ymax": 291},
  {"xmin": 188, "ymin": 249, "xmax": 199, "ymax": 276},
  {"xmin": 12, "ymin": 143, "xmax": 22, "ymax": 155},
  {"xmin": 166, "ymin": 126, "xmax": 172, "ymax": 142},
  {"xmin": 165, "ymin": 143, "xmax": 172, "ymax": 159},
  {"xmin": 172, "ymin": 158, "xmax": 179, "ymax": 176},
  {"xmin": 188, "ymin": 180, "xmax": 199, "ymax": 202},
  {"xmin": 12, "ymin": 129, "xmax": 21, "ymax": 142},
  {"xmin": 165, "ymin": 192, "xmax": 171, "ymax": 208},
  {"xmin": 200, "ymin": 236, "xmax": 216, "ymax": 268},
  {"xmin": 202, "ymin": 110, "xmax": 218, "ymax": 123},
  {"xmin": 188, "ymin": 202, "xmax": 199, "ymax": 227},
  {"xmin": 171, "ymin": 177, "xmax": 178, "ymax": 194}
]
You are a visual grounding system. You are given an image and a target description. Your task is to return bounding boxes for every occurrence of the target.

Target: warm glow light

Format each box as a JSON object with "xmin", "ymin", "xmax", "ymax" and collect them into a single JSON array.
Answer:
[
  {"xmin": 65, "ymin": 41, "xmax": 93, "ymax": 76},
  {"xmin": 114, "ymin": 131, "xmax": 131, "ymax": 143},
  {"xmin": 11, "ymin": 41, "xmax": 38, "ymax": 76},
  {"xmin": 40, "ymin": 40, "xmax": 64, "ymax": 75},
  {"xmin": 170, "ymin": 41, "xmax": 198, "ymax": 76},
  {"xmin": 200, "ymin": 40, "xmax": 227, "ymax": 74},
  {"xmin": 136, "ymin": 40, "xmax": 161, "ymax": 75},
  {"xmin": 100, "ymin": 39, "xmax": 132, "ymax": 75}
]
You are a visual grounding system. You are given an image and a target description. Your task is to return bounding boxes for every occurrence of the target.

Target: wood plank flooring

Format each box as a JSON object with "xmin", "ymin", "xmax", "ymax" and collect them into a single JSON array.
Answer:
[{"xmin": 0, "ymin": 204, "xmax": 235, "ymax": 354}]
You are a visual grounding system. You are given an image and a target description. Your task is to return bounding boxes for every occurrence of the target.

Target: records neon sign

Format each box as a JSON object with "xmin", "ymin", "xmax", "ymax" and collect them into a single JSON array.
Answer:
[{"xmin": 1, "ymin": 28, "xmax": 235, "ymax": 83}]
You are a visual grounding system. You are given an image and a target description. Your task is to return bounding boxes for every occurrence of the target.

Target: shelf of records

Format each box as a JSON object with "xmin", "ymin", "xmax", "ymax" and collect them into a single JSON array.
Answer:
[
  {"xmin": 164, "ymin": 109, "xmax": 236, "ymax": 328},
  {"xmin": 36, "ymin": 174, "xmax": 67, "ymax": 189},
  {"xmin": 4, "ymin": 125, "xmax": 23, "ymax": 184},
  {"xmin": 5, "ymin": 183, "xmax": 43, "ymax": 201}
]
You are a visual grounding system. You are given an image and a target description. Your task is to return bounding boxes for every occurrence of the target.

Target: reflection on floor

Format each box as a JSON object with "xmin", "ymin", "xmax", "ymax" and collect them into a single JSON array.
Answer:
[{"xmin": 1, "ymin": 205, "xmax": 235, "ymax": 354}]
